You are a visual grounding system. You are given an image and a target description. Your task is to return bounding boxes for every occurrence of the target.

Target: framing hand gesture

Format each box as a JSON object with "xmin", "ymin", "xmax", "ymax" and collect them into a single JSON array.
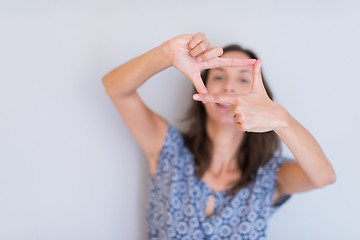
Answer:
[
  {"xmin": 167, "ymin": 32, "xmax": 256, "ymax": 94},
  {"xmin": 193, "ymin": 59, "xmax": 287, "ymax": 132}
]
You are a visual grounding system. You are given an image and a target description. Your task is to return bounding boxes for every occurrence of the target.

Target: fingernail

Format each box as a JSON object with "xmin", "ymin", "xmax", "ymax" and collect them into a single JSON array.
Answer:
[{"xmin": 193, "ymin": 94, "xmax": 200, "ymax": 100}]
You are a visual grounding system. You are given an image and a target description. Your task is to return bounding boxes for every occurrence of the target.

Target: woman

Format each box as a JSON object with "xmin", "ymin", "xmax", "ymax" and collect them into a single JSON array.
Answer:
[{"xmin": 102, "ymin": 33, "xmax": 336, "ymax": 239}]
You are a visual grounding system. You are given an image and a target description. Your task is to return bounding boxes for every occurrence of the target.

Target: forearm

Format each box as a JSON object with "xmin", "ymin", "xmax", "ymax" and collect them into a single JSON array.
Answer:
[
  {"xmin": 102, "ymin": 41, "xmax": 171, "ymax": 98},
  {"xmin": 274, "ymin": 108, "xmax": 336, "ymax": 188}
]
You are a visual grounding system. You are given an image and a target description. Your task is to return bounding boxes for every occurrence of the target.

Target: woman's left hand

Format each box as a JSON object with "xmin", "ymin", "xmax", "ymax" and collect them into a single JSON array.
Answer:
[{"xmin": 193, "ymin": 59, "xmax": 288, "ymax": 133}]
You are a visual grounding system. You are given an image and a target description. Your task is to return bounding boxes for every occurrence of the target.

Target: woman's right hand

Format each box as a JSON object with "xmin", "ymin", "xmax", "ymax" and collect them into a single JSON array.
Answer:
[{"xmin": 165, "ymin": 32, "xmax": 257, "ymax": 94}]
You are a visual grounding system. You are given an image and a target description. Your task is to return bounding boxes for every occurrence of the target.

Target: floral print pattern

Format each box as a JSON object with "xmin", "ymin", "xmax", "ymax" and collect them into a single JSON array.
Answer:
[{"xmin": 146, "ymin": 123, "xmax": 293, "ymax": 239}]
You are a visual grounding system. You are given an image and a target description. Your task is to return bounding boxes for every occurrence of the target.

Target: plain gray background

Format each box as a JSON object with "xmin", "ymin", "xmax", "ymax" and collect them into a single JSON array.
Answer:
[{"xmin": 1, "ymin": 1, "xmax": 359, "ymax": 239}]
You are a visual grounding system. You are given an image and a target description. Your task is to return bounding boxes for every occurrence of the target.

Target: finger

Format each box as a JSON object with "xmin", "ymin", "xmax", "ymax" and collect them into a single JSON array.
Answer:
[
  {"xmin": 225, "ymin": 107, "xmax": 235, "ymax": 118},
  {"xmin": 225, "ymin": 104, "xmax": 238, "ymax": 116},
  {"xmin": 225, "ymin": 106, "xmax": 240, "ymax": 118},
  {"xmin": 190, "ymin": 73, "xmax": 208, "ymax": 94},
  {"xmin": 193, "ymin": 93, "xmax": 238, "ymax": 105},
  {"xmin": 190, "ymin": 39, "xmax": 211, "ymax": 57},
  {"xmin": 233, "ymin": 115, "xmax": 242, "ymax": 125},
  {"xmin": 251, "ymin": 59, "xmax": 266, "ymax": 93},
  {"xmin": 189, "ymin": 32, "xmax": 206, "ymax": 50},
  {"xmin": 235, "ymin": 122, "xmax": 246, "ymax": 131},
  {"xmin": 202, "ymin": 58, "xmax": 256, "ymax": 70},
  {"xmin": 197, "ymin": 47, "xmax": 223, "ymax": 62}
]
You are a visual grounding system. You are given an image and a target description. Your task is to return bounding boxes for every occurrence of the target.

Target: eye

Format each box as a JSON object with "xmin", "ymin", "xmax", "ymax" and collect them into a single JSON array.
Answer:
[
  {"xmin": 213, "ymin": 76, "xmax": 224, "ymax": 81},
  {"xmin": 238, "ymin": 78, "xmax": 249, "ymax": 83}
]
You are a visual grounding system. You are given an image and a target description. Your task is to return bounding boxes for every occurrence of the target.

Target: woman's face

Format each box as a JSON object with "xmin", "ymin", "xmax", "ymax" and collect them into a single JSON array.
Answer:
[{"xmin": 204, "ymin": 51, "xmax": 253, "ymax": 124}]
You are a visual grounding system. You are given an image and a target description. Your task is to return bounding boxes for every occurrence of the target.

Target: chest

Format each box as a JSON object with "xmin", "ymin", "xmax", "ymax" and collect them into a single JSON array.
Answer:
[
  {"xmin": 201, "ymin": 170, "xmax": 241, "ymax": 218},
  {"xmin": 201, "ymin": 170, "xmax": 241, "ymax": 192}
]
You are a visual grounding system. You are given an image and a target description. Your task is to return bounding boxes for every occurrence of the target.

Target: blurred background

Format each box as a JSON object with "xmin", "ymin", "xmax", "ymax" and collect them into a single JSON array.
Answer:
[{"xmin": 1, "ymin": 0, "xmax": 359, "ymax": 239}]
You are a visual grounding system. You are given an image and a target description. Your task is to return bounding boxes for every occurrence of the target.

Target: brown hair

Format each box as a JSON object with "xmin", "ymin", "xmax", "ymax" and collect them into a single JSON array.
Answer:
[{"xmin": 182, "ymin": 44, "xmax": 280, "ymax": 195}]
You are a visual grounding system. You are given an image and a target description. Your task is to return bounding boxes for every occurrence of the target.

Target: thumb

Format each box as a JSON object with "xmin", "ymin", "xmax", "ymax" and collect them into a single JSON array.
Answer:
[{"xmin": 190, "ymin": 72, "xmax": 208, "ymax": 94}]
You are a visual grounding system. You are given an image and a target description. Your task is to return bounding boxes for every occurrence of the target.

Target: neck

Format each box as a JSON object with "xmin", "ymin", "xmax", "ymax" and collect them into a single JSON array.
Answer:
[{"xmin": 206, "ymin": 119, "xmax": 245, "ymax": 174}]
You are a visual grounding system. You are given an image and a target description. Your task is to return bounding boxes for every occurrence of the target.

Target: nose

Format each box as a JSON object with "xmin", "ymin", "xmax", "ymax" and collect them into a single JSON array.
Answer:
[{"xmin": 224, "ymin": 79, "xmax": 235, "ymax": 93}]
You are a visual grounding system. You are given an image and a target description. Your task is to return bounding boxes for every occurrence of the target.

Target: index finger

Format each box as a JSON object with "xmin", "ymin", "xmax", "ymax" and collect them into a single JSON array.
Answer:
[
  {"xmin": 189, "ymin": 32, "xmax": 207, "ymax": 50},
  {"xmin": 193, "ymin": 93, "xmax": 238, "ymax": 105},
  {"xmin": 202, "ymin": 58, "xmax": 256, "ymax": 69}
]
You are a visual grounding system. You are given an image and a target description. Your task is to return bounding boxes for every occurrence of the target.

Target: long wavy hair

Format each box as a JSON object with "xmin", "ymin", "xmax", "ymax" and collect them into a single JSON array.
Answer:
[{"xmin": 182, "ymin": 44, "xmax": 280, "ymax": 195}]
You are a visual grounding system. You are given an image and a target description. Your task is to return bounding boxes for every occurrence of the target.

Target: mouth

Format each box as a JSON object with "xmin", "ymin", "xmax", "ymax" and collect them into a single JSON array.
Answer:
[{"xmin": 216, "ymin": 103, "xmax": 231, "ymax": 110}]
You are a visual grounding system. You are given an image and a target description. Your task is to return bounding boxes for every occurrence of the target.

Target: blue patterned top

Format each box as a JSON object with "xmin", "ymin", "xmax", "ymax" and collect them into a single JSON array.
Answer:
[{"xmin": 146, "ymin": 123, "xmax": 293, "ymax": 240}]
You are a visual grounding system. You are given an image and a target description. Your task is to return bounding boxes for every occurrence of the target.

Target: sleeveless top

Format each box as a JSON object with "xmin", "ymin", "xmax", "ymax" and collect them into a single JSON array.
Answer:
[{"xmin": 146, "ymin": 123, "xmax": 293, "ymax": 240}]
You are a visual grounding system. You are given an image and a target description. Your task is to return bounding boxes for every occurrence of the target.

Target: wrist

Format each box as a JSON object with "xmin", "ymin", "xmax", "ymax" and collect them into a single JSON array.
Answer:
[
  {"xmin": 273, "ymin": 104, "xmax": 292, "ymax": 133},
  {"xmin": 157, "ymin": 40, "xmax": 173, "ymax": 68}
]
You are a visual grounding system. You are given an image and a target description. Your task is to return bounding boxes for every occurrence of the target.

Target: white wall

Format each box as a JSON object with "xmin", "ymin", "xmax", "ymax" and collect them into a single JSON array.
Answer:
[{"xmin": 1, "ymin": 1, "xmax": 359, "ymax": 239}]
